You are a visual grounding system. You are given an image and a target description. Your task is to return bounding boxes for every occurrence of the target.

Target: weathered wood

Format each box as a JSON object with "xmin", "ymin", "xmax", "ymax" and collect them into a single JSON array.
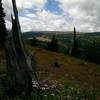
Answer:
[{"xmin": 5, "ymin": 0, "xmax": 37, "ymax": 95}]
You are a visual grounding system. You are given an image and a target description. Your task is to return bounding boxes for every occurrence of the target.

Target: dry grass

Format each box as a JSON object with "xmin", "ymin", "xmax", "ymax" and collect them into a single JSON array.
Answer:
[
  {"xmin": 28, "ymin": 46, "xmax": 100, "ymax": 90},
  {"xmin": 0, "ymin": 46, "xmax": 100, "ymax": 99},
  {"xmin": 0, "ymin": 46, "xmax": 100, "ymax": 89}
]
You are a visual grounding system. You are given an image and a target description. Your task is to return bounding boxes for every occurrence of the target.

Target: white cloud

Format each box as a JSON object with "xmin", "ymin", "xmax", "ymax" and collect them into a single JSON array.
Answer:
[
  {"xmin": 18, "ymin": 10, "xmax": 68, "ymax": 32},
  {"xmin": 57, "ymin": 0, "xmax": 100, "ymax": 32},
  {"xmin": 2, "ymin": 0, "xmax": 100, "ymax": 32}
]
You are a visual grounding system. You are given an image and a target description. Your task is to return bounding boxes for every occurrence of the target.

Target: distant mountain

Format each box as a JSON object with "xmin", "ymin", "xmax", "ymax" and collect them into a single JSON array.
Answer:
[
  {"xmin": 23, "ymin": 31, "xmax": 100, "ymax": 39},
  {"xmin": 23, "ymin": 31, "xmax": 43, "ymax": 39},
  {"xmin": 84, "ymin": 32, "xmax": 100, "ymax": 36},
  {"xmin": 22, "ymin": 31, "xmax": 79, "ymax": 39}
]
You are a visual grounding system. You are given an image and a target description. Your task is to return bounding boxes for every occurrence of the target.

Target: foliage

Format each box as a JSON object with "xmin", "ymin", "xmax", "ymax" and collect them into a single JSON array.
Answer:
[
  {"xmin": 71, "ymin": 27, "xmax": 80, "ymax": 57},
  {"xmin": 47, "ymin": 35, "xmax": 58, "ymax": 52},
  {"xmin": 85, "ymin": 40, "xmax": 96, "ymax": 62},
  {"xmin": 0, "ymin": 80, "xmax": 100, "ymax": 100},
  {"xmin": 30, "ymin": 36, "xmax": 37, "ymax": 46},
  {"xmin": 0, "ymin": 0, "xmax": 7, "ymax": 46}
]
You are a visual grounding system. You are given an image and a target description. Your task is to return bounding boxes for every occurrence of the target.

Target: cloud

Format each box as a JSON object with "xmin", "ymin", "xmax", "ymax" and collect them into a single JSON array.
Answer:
[
  {"xmin": 57, "ymin": 0, "xmax": 100, "ymax": 32},
  {"xmin": 19, "ymin": 10, "xmax": 69, "ymax": 32},
  {"xmin": 2, "ymin": 0, "xmax": 100, "ymax": 32}
]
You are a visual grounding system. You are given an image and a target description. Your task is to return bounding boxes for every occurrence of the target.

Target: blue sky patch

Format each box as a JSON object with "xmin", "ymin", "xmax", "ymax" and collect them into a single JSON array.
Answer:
[
  {"xmin": 19, "ymin": 8, "xmax": 36, "ymax": 17},
  {"xmin": 44, "ymin": 0, "xmax": 64, "ymax": 15}
]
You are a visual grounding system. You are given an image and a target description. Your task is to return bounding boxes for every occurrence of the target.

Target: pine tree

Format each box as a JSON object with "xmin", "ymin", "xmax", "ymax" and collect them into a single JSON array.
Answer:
[
  {"xmin": 0, "ymin": 0, "xmax": 7, "ymax": 46},
  {"xmin": 86, "ymin": 40, "xmax": 97, "ymax": 63},
  {"xmin": 71, "ymin": 27, "xmax": 80, "ymax": 57},
  {"xmin": 47, "ymin": 35, "xmax": 58, "ymax": 52},
  {"xmin": 31, "ymin": 36, "xmax": 37, "ymax": 46}
]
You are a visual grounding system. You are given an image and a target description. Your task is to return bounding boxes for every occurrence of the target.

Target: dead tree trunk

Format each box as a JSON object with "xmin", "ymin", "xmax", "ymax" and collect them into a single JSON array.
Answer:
[{"xmin": 5, "ymin": 0, "xmax": 37, "ymax": 96}]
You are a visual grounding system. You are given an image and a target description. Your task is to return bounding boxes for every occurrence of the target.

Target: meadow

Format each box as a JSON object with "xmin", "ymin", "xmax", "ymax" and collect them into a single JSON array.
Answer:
[{"xmin": 0, "ymin": 33, "xmax": 100, "ymax": 99}]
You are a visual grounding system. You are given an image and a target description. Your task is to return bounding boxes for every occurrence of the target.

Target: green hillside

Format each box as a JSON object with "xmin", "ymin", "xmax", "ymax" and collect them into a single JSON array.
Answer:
[
  {"xmin": 28, "ymin": 46, "xmax": 100, "ymax": 87},
  {"xmin": 0, "ymin": 46, "xmax": 100, "ymax": 99},
  {"xmin": 28, "ymin": 46, "xmax": 100, "ymax": 99}
]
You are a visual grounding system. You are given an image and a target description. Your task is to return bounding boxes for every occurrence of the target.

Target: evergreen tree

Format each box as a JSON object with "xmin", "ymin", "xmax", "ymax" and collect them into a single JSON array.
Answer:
[
  {"xmin": 86, "ymin": 40, "xmax": 97, "ymax": 63},
  {"xmin": 71, "ymin": 27, "xmax": 80, "ymax": 57},
  {"xmin": 0, "ymin": 0, "xmax": 7, "ymax": 46},
  {"xmin": 30, "ymin": 36, "xmax": 37, "ymax": 46},
  {"xmin": 47, "ymin": 35, "xmax": 58, "ymax": 52}
]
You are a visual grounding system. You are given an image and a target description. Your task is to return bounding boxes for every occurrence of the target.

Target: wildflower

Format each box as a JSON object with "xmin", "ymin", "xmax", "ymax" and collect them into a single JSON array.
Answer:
[
  {"xmin": 41, "ymin": 87, "xmax": 46, "ymax": 90},
  {"xmin": 51, "ymin": 84, "xmax": 56, "ymax": 89},
  {"xmin": 51, "ymin": 93, "xmax": 55, "ymax": 96},
  {"xmin": 44, "ymin": 95, "xmax": 47, "ymax": 97}
]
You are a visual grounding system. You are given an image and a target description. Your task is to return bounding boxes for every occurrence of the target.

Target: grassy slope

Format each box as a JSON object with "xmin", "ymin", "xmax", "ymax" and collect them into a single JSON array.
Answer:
[
  {"xmin": 0, "ymin": 46, "xmax": 100, "ymax": 89},
  {"xmin": 0, "ymin": 46, "xmax": 100, "ymax": 99},
  {"xmin": 28, "ymin": 46, "xmax": 100, "ymax": 89}
]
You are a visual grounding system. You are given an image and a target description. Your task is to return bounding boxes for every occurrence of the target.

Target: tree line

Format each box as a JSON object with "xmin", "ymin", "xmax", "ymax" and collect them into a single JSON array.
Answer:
[
  {"xmin": 31, "ymin": 27, "xmax": 100, "ymax": 64},
  {"xmin": 0, "ymin": 0, "xmax": 7, "ymax": 47}
]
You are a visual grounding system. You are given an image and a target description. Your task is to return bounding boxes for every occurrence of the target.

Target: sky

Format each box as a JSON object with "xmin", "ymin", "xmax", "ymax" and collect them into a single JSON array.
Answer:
[{"xmin": 2, "ymin": 0, "xmax": 100, "ymax": 32}]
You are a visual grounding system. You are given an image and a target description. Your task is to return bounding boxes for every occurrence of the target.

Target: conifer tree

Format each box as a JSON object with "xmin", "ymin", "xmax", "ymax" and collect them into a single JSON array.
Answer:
[
  {"xmin": 31, "ymin": 36, "xmax": 37, "ymax": 46},
  {"xmin": 0, "ymin": 0, "xmax": 7, "ymax": 46},
  {"xmin": 71, "ymin": 27, "xmax": 80, "ymax": 57},
  {"xmin": 47, "ymin": 35, "xmax": 58, "ymax": 52},
  {"xmin": 86, "ymin": 40, "xmax": 97, "ymax": 63}
]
